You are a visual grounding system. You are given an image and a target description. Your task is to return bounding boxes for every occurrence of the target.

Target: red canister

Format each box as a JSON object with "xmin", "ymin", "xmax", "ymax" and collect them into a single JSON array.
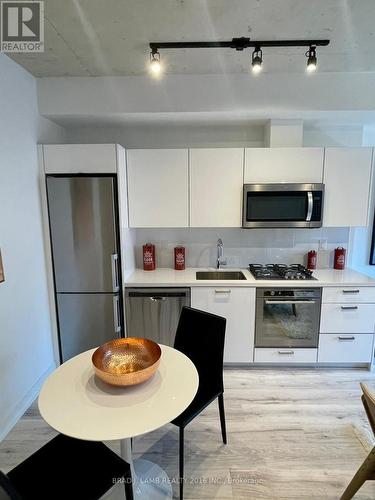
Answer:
[
  {"xmin": 334, "ymin": 247, "xmax": 346, "ymax": 270},
  {"xmin": 307, "ymin": 250, "xmax": 317, "ymax": 270},
  {"xmin": 174, "ymin": 246, "xmax": 185, "ymax": 270},
  {"xmin": 143, "ymin": 243, "xmax": 156, "ymax": 271}
]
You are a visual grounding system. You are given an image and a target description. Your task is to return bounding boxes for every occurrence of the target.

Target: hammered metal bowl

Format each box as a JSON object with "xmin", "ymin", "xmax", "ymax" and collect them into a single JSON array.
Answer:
[{"xmin": 92, "ymin": 338, "xmax": 161, "ymax": 387}]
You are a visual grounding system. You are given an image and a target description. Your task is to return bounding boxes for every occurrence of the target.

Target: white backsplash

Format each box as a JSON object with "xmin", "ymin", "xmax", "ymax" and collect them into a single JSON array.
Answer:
[{"xmin": 133, "ymin": 227, "xmax": 350, "ymax": 269}]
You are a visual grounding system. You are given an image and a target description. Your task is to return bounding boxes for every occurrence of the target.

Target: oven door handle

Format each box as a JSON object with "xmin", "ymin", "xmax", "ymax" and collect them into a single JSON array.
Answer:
[
  {"xmin": 306, "ymin": 191, "xmax": 313, "ymax": 222},
  {"xmin": 264, "ymin": 300, "xmax": 316, "ymax": 304}
]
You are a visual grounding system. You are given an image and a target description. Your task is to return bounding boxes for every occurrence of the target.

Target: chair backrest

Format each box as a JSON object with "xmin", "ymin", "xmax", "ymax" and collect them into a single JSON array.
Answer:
[
  {"xmin": 174, "ymin": 306, "xmax": 226, "ymax": 396},
  {"xmin": 0, "ymin": 472, "xmax": 22, "ymax": 500},
  {"xmin": 360, "ymin": 383, "xmax": 375, "ymax": 435}
]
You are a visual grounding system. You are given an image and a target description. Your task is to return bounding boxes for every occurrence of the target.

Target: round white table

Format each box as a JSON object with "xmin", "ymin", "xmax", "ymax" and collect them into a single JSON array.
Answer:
[{"xmin": 38, "ymin": 344, "xmax": 199, "ymax": 499}]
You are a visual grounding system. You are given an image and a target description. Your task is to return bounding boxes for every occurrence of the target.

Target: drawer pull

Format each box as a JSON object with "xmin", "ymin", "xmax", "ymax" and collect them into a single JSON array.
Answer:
[
  {"xmin": 338, "ymin": 336, "xmax": 356, "ymax": 341},
  {"xmin": 340, "ymin": 306, "xmax": 358, "ymax": 310},
  {"xmin": 342, "ymin": 289, "xmax": 360, "ymax": 294},
  {"xmin": 265, "ymin": 300, "xmax": 316, "ymax": 305},
  {"xmin": 278, "ymin": 350, "xmax": 294, "ymax": 355},
  {"xmin": 215, "ymin": 289, "xmax": 231, "ymax": 294}
]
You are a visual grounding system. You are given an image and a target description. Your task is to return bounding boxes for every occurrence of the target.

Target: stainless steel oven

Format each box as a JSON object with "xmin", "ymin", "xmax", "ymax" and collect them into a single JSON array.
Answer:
[
  {"xmin": 242, "ymin": 183, "xmax": 324, "ymax": 228},
  {"xmin": 255, "ymin": 288, "xmax": 322, "ymax": 348}
]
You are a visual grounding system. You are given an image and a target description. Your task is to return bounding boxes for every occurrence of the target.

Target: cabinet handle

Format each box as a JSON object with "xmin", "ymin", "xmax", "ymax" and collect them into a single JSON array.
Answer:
[
  {"xmin": 113, "ymin": 296, "xmax": 121, "ymax": 335},
  {"xmin": 215, "ymin": 289, "xmax": 231, "ymax": 294},
  {"xmin": 278, "ymin": 350, "xmax": 294, "ymax": 355},
  {"xmin": 342, "ymin": 289, "xmax": 360, "ymax": 294},
  {"xmin": 265, "ymin": 300, "xmax": 315, "ymax": 305},
  {"xmin": 338, "ymin": 336, "xmax": 355, "ymax": 341},
  {"xmin": 340, "ymin": 306, "xmax": 358, "ymax": 310},
  {"xmin": 111, "ymin": 254, "xmax": 119, "ymax": 292}
]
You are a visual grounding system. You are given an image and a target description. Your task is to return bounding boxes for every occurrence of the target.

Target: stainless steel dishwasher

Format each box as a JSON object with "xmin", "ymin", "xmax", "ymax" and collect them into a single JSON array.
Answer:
[{"xmin": 125, "ymin": 288, "xmax": 191, "ymax": 346}]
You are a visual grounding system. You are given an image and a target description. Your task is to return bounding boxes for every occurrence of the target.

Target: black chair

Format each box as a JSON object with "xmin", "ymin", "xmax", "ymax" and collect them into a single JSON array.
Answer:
[
  {"xmin": 0, "ymin": 434, "xmax": 133, "ymax": 500},
  {"xmin": 171, "ymin": 306, "xmax": 227, "ymax": 499}
]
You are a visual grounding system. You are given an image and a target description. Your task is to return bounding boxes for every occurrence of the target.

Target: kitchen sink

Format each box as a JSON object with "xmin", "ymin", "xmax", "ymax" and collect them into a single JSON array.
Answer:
[{"xmin": 196, "ymin": 271, "xmax": 247, "ymax": 280}]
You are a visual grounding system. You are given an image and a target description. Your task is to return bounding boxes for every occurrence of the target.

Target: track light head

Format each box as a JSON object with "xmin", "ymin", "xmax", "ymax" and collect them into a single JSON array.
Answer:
[
  {"xmin": 306, "ymin": 46, "xmax": 317, "ymax": 72},
  {"xmin": 251, "ymin": 47, "xmax": 262, "ymax": 73},
  {"xmin": 149, "ymin": 50, "xmax": 162, "ymax": 75}
]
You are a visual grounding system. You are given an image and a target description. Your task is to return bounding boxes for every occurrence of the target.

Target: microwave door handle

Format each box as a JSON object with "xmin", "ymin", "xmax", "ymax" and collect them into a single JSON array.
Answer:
[{"xmin": 306, "ymin": 192, "xmax": 313, "ymax": 222}]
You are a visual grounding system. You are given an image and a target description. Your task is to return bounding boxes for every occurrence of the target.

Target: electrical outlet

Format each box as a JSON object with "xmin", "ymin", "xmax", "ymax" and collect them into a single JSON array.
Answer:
[{"xmin": 318, "ymin": 239, "xmax": 328, "ymax": 250}]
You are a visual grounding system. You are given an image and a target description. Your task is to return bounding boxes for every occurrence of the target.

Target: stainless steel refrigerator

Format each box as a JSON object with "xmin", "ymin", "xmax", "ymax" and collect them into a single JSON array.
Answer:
[{"xmin": 46, "ymin": 175, "xmax": 123, "ymax": 362}]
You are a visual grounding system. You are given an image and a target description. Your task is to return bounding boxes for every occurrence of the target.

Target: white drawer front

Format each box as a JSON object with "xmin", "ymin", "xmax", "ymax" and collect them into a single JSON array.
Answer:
[
  {"xmin": 318, "ymin": 334, "xmax": 373, "ymax": 363},
  {"xmin": 320, "ymin": 303, "xmax": 375, "ymax": 334},
  {"xmin": 254, "ymin": 348, "xmax": 317, "ymax": 363},
  {"xmin": 323, "ymin": 287, "xmax": 375, "ymax": 303}
]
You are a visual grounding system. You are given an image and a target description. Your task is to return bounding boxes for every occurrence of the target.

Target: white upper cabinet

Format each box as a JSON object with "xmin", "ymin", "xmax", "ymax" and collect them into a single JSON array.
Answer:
[
  {"xmin": 190, "ymin": 148, "xmax": 244, "ymax": 227},
  {"xmin": 244, "ymin": 147, "xmax": 324, "ymax": 184},
  {"xmin": 43, "ymin": 144, "xmax": 118, "ymax": 173},
  {"xmin": 323, "ymin": 148, "xmax": 373, "ymax": 227},
  {"xmin": 127, "ymin": 149, "xmax": 189, "ymax": 228}
]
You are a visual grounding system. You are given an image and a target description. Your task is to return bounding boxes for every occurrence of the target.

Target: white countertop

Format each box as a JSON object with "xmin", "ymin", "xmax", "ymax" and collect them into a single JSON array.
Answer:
[{"xmin": 124, "ymin": 267, "xmax": 375, "ymax": 288}]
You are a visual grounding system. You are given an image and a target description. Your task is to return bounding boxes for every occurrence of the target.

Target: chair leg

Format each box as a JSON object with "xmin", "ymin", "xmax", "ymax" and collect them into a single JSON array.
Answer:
[
  {"xmin": 340, "ymin": 446, "xmax": 375, "ymax": 500},
  {"xmin": 218, "ymin": 393, "xmax": 227, "ymax": 445},
  {"xmin": 124, "ymin": 462, "xmax": 134, "ymax": 500},
  {"xmin": 179, "ymin": 426, "xmax": 184, "ymax": 500}
]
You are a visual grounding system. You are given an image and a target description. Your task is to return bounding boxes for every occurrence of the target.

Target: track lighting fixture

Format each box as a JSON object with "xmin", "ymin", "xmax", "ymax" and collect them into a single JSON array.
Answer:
[
  {"xmin": 149, "ymin": 50, "xmax": 162, "ymax": 75},
  {"xmin": 306, "ymin": 45, "xmax": 317, "ymax": 72},
  {"xmin": 251, "ymin": 47, "xmax": 262, "ymax": 73},
  {"xmin": 148, "ymin": 37, "xmax": 329, "ymax": 76}
]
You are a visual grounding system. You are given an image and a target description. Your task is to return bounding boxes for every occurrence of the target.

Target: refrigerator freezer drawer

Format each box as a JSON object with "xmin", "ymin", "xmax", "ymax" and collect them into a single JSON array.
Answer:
[{"xmin": 57, "ymin": 293, "xmax": 121, "ymax": 362}]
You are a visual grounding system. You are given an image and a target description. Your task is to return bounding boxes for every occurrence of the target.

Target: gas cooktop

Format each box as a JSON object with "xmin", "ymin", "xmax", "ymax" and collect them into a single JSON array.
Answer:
[{"xmin": 249, "ymin": 264, "xmax": 316, "ymax": 281}]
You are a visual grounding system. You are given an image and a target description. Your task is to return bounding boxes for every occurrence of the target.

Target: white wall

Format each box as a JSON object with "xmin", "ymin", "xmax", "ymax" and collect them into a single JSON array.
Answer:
[
  {"xmin": 64, "ymin": 122, "xmax": 264, "ymax": 149},
  {"xmin": 303, "ymin": 124, "xmax": 365, "ymax": 147},
  {"xmin": 37, "ymin": 73, "xmax": 375, "ymax": 119},
  {"xmin": 0, "ymin": 54, "xmax": 66, "ymax": 441}
]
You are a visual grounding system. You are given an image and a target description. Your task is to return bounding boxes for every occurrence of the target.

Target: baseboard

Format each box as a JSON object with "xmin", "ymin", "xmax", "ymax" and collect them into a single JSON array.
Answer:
[
  {"xmin": 0, "ymin": 363, "xmax": 55, "ymax": 443},
  {"xmin": 224, "ymin": 362, "xmax": 369, "ymax": 369}
]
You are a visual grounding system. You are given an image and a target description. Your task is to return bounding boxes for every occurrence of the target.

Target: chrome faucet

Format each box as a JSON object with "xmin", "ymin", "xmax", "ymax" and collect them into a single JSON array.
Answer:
[{"xmin": 217, "ymin": 238, "xmax": 227, "ymax": 269}]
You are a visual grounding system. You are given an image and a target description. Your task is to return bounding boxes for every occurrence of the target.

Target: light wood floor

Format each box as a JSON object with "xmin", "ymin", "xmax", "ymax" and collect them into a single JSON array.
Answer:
[{"xmin": 2, "ymin": 368, "xmax": 375, "ymax": 499}]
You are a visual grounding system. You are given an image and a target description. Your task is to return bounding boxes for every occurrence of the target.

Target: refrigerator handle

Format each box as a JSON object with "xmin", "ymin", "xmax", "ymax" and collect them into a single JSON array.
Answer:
[
  {"xmin": 111, "ymin": 254, "xmax": 120, "ymax": 292},
  {"xmin": 113, "ymin": 295, "xmax": 121, "ymax": 336}
]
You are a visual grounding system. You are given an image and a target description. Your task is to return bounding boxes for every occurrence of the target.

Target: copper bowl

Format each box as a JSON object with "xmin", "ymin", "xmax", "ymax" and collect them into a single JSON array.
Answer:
[{"xmin": 92, "ymin": 338, "xmax": 161, "ymax": 387}]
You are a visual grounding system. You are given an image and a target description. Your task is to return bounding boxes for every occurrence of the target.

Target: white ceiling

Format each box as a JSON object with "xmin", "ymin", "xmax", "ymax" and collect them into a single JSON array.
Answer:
[{"xmin": 9, "ymin": 0, "xmax": 375, "ymax": 77}]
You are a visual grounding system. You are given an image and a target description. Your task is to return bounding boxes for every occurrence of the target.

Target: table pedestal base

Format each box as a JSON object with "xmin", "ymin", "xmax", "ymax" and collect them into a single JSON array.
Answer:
[
  {"xmin": 132, "ymin": 458, "xmax": 173, "ymax": 499},
  {"xmin": 120, "ymin": 438, "xmax": 173, "ymax": 499}
]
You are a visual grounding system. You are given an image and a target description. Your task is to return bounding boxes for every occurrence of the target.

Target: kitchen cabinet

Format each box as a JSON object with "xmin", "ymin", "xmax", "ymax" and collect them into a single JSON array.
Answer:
[
  {"xmin": 320, "ymin": 303, "xmax": 375, "ymax": 334},
  {"xmin": 127, "ymin": 149, "xmax": 189, "ymax": 228},
  {"xmin": 323, "ymin": 147, "xmax": 373, "ymax": 227},
  {"xmin": 322, "ymin": 286, "xmax": 375, "ymax": 304},
  {"xmin": 191, "ymin": 287, "xmax": 255, "ymax": 363},
  {"xmin": 43, "ymin": 144, "xmax": 118, "ymax": 174},
  {"xmin": 244, "ymin": 148, "xmax": 324, "ymax": 184},
  {"xmin": 318, "ymin": 334, "xmax": 373, "ymax": 363},
  {"xmin": 190, "ymin": 148, "xmax": 244, "ymax": 227},
  {"xmin": 254, "ymin": 348, "xmax": 317, "ymax": 363},
  {"xmin": 318, "ymin": 285, "xmax": 375, "ymax": 365}
]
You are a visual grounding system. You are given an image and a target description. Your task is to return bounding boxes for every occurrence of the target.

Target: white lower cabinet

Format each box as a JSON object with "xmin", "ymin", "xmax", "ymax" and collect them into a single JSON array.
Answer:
[
  {"xmin": 254, "ymin": 348, "xmax": 317, "ymax": 363},
  {"xmin": 320, "ymin": 303, "xmax": 375, "ymax": 334},
  {"xmin": 322, "ymin": 287, "xmax": 375, "ymax": 304},
  {"xmin": 318, "ymin": 334, "xmax": 374, "ymax": 363},
  {"xmin": 191, "ymin": 287, "xmax": 255, "ymax": 363},
  {"xmin": 318, "ymin": 286, "xmax": 375, "ymax": 364}
]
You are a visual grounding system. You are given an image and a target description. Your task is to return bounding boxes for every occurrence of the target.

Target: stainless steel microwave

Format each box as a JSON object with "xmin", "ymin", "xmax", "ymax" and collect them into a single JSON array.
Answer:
[{"xmin": 242, "ymin": 183, "xmax": 324, "ymax": 228}]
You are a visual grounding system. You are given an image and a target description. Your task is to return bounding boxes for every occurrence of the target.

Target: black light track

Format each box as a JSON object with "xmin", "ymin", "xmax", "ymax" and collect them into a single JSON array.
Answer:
[{"xmin": 150, "ymin": 37, "xmax": 330, "ymax": 54}]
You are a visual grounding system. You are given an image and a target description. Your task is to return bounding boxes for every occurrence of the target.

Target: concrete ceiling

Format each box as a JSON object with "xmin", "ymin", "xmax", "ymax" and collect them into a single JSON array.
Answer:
[{"xmin": 8, "ymin": 0, "xmax": 375, "ymax": 77}]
